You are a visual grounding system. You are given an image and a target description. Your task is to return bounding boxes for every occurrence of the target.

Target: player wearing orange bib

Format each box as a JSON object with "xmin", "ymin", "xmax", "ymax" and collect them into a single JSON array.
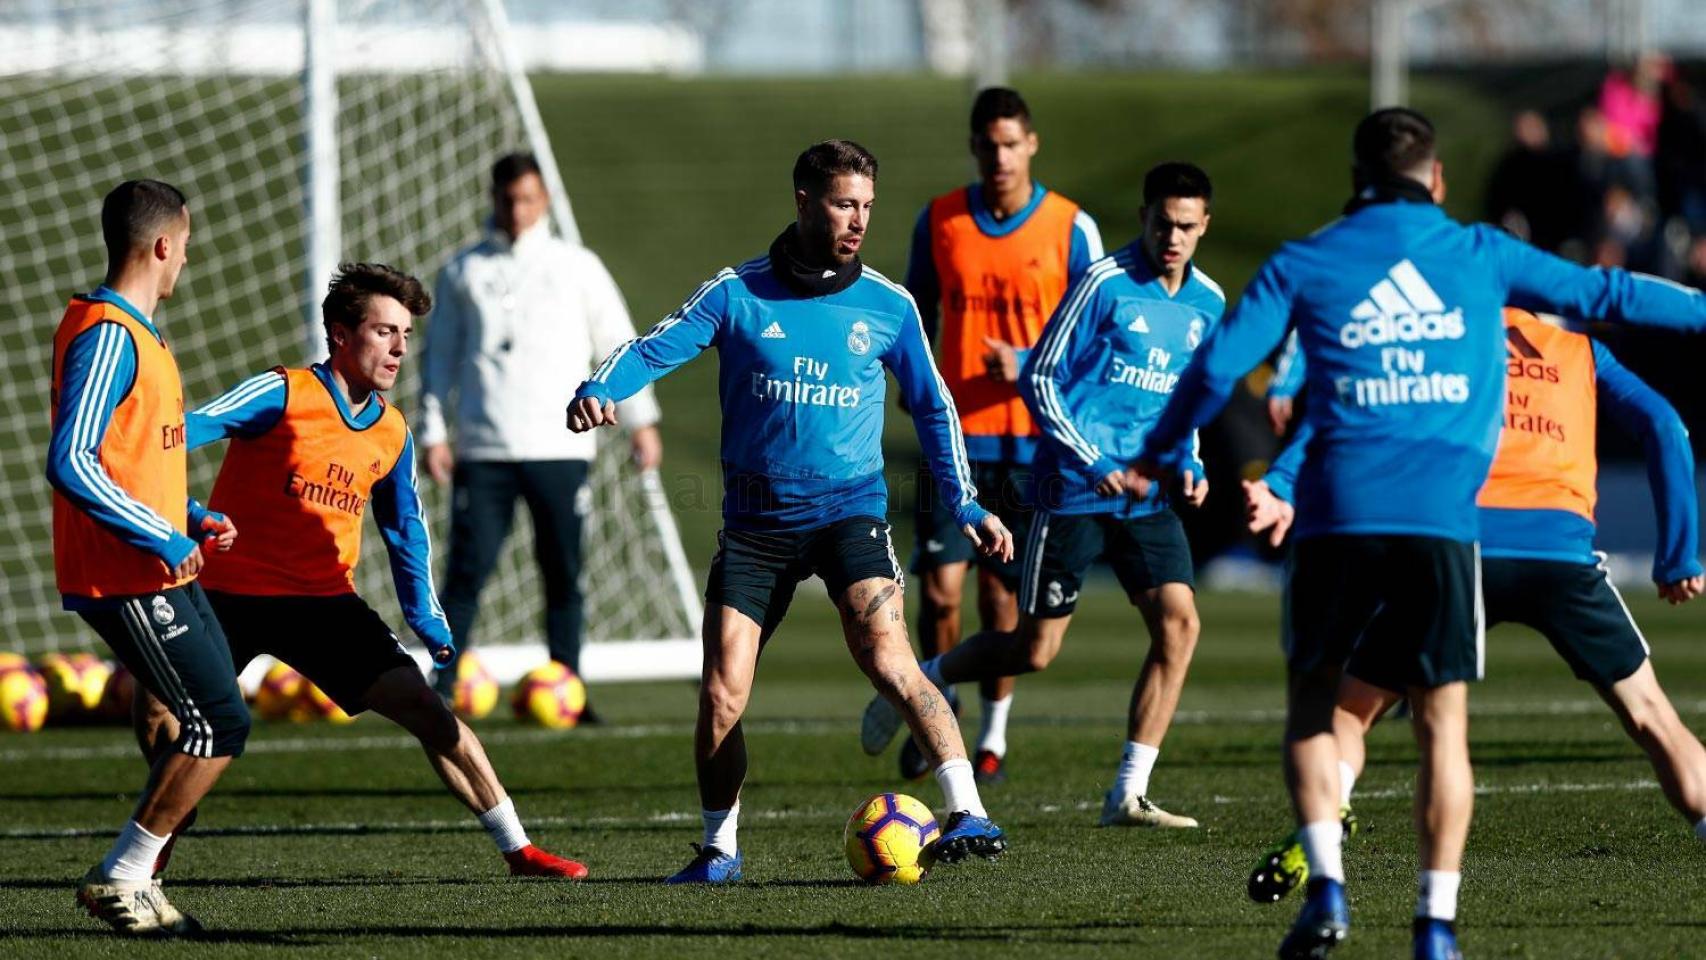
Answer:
[
  {"xmin": 899, "ymin": 87, "xmax": 1103, "ymax": 783},
  {"xmin": 138, "ymin": 263, "xmax": 587, "ymax": 880},
  {"xmin": 1247, "ymin": 307, "xmax": 1706, "ymax": 906},
  {"xmin": 50, "ymin": 180, "xmax": 244, "ymax": 938}
]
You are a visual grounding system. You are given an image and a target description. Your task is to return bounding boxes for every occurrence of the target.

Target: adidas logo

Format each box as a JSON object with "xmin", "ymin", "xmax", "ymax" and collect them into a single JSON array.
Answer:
[
  {"xmin": 1338, "ymin": 259, "xmax": 1464, "ymax": 349},
  {"xmin": 1127, "ymin": 314, "xmax": 1150, "ymax": 333},
  {"xmin": 761, "ymin": 321, "xmax": 786, "ymax": 339}
]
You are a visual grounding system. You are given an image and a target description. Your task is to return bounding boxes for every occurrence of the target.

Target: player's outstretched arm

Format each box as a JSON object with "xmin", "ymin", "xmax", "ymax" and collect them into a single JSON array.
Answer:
[
  {"xmin": 186, "ymin": 369, "xmax": 287, "ymax": 450},
  {"xmin": 371, "ymin": 430, "xmax": 456, "ymax": 666},
  {"xmin": 1593, "ymin": 342, "xmax": 1703, "ymax": 596},
  {"xmin": 1494, "ymin": 229, "xmax": 1706, "ymax": 332},
  {"xmin": 570, "ymin": 268, "xmax": 733, "ymax": 433}
]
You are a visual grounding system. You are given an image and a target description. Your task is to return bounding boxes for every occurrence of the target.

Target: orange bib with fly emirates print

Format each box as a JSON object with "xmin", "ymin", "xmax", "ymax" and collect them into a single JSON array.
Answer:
[
  {"xmin": 51, "ymin": 299, "xmax": 190, "ymax": 598},
  {"xmin": 929, "ymin": 188, "xmax": 1081, "ymax": 439},
  {"xmin": 1477, "ymin": 307, "xmax": 1598, "ymax": 522},
  {"xmin": 200, "ymin": 368, "xmax": 406, "ymax": 596}
]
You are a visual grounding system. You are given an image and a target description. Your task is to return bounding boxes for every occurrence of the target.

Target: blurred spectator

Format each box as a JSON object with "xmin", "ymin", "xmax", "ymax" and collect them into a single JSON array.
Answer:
[
  {"xmin": 1484, "ymin": 110, "xmax": 1578, "ymax": 251},
  {"xmin": 1656, "ymin": 71, "xmax": 1706, "ymax": 236}
]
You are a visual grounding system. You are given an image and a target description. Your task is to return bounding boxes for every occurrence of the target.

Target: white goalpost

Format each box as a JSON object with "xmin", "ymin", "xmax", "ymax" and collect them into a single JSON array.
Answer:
[{"xmin": 0, "ymin": 0, "xmax": 703, "ymax": 684}]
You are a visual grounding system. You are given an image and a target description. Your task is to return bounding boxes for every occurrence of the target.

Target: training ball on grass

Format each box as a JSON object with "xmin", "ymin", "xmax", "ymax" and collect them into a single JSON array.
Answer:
[
  {"xmin": 510, "ymin": 662, "xmax": 586, "ymax": 729},
  {"xmin": 254, "ymin": 661, "xmax": 307, "ymax": 721},
  {"xmin": 844, "ymin": 792, "xmax": 941, "ymax": 885},
  {"xmin": 0, "ymin": 668, "xmax": 49, "ymax": 733},
  {"xmin": 291, "ymin": 680, "xmax": 356, "ymax": 724},
  {"xmin": 451, "ymin": 652, "xmax": 499, "ymax": 720},
  {"xmin": 38, "ymin": 652, "xmax": 110, "ymax": 719}
]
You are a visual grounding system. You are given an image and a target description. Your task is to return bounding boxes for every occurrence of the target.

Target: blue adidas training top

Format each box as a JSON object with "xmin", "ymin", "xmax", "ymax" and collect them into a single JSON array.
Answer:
[
  {"xmin": 1141, "ymin": 199, "xmax": 1706, "ymax": 543},
  {"xmin": 575, "ymin": 255, "xmax": 986, "ymax": 533}
]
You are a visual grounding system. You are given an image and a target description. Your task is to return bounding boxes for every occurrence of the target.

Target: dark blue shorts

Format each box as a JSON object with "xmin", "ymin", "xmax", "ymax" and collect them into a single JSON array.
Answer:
[
  {"xmin": 1018, "ymin": 509, "xmax": 1195, "ymax": 618},
  {"xmin": 707, "ymin": 516, "xmax": 903, "ymax": 639},
  {"xmin": 209, "ymin": 591, "xmax": 417, "ymax": 715}
]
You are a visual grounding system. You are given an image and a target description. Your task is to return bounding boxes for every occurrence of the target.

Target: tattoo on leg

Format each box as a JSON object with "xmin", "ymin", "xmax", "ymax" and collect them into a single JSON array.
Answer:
[
  {"xmin": 916, "ymin": 687, "xmax": 941, "ymax": 718},
  {"xmin": 861, "ymin": 584, "xmax": 897, "ymax": 623}
]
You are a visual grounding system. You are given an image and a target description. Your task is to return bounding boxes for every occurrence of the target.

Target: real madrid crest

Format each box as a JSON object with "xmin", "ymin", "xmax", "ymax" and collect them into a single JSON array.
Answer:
[
  {"xmin": 1186, "ymin": 317, "xmax": 1204, "ymax": 350},
  {"xmin": 847, "ymin": 320, "xmax": 871, "ymax": 356},
  {"xmin": 151, "ymin": 595, "xmax": 176, "ymax": 626}
]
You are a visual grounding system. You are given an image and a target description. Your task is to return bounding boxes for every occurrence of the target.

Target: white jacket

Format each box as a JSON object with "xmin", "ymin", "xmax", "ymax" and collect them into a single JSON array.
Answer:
[{"xmin": 418, "ymin": 220, "xmax": 660, "ymax": 462}]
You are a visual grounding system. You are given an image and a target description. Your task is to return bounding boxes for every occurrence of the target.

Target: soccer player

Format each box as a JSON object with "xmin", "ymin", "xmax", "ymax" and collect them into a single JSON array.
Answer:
[
  {"xmin": 569, "ymin": 140, "xmax": 1014, "ymax": 884},
  {"xmin": 48, "ymin": 180, "xmax": 245, "ymax": 937},
  {"xmin": 864, "ymin": 162, "xmax": 1219, "ymax": 829},
  {"xmin": 899, "ymin": 86, "xmax": 1104, "ymax": 784},
  {"xmin": 138, "ymin": 263, "xmax": 586, "ymax": 880},
  {"xmin": 1245, "ymin": 307, "xmax": 1706, "ymax": 907},
  {"xmin": 1130, "ymin": 109, "xmax": 1706, "ymax": 960}
]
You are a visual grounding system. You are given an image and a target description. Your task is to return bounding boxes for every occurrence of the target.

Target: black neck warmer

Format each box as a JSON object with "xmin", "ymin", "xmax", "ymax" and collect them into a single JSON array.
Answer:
[
  {"xmin": 1343, "ymin": 173, "xmax": 1435, "ymax": 215},
  {"xmin": 769, "ymin": 224, "xmax": 861, "ymax": 297}
]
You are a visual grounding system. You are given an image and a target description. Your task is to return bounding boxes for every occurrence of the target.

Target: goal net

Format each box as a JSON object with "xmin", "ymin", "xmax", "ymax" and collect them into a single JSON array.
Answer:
[{"xmin": 0, "ymin": 0, "xmax": 702, "ymax": 683}]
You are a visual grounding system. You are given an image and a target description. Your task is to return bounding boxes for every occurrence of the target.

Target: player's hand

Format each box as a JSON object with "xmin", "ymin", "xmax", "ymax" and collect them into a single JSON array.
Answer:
[
  {"xmin": 1244, "ymin": 478, "xmax": 1295, "ymax": 548},
  {"xmin": 199, "ymin": 512, "xmax": 237, "ymax": 553},
  {"xmin": 1180, "ymin": 468, "xmax": 1210, "ymax": 508},
  {"xmin": 425, "ymin": 636, "xmax": 457, "ymax": 669},
  {"xmin": 630, "ymin": 425, "xmax": 663, "ymax": 471},
  {"xmin": 1122, "ymin": 460, "xmax": 1166, "ymax": 501},
  {"xmin": 1094, "ymin": 470, "xmax": 1127, "ymax": 498},
  {"xmin": 961, "ymin": 514, "xmax": 1014, "ymax": 563},
  {"xmin": 567, "ymin": 396, "xmax": 617, "ymax": 433},
  {"xmin": 981, "ymin": 337, "xmax": 1020, "ymax": 383},
  {"xmin": 1658, "ymin": 574, "xmax": 1705, "ymax": 605},
  {"xmin": 1267, "ymin": 395, "xmax": 1294, "ymax": 436},
  {"xmin": 170, "ymin": 545, "xmax": 205, "ymax": 581},
  {"xmin": 424, "ymin": 443, "xmax": 454, "ymax": 485}
]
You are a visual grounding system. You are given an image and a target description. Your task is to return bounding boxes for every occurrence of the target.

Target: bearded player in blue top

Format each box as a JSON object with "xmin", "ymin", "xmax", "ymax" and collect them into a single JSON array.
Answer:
[
  {"xmin": 1133, "ymin": 109, "xmax": 1706, "ymax": 960},
  {"xmin": 570, "ymin": 140, "xmax": 1013, "ymax": 885}
]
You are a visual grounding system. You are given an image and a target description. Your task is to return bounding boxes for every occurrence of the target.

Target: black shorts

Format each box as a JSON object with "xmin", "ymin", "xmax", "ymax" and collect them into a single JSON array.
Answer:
[
  {"xmin": 911, "ymin": 461, "xmax": 1031, "ymax": 588},
  {"xmin": 1288, "ymin": 535, "xmax": 1482, "ymax": 691},
  {"xmin": 1018, "ymin": 510, "xmax": 1195, "ymax": 618},
  {"xmin": 707, "ymin": 516, "xmax": 904, "ymax": 639},
  {"xmin": 207, "ymin": 591, "xmax": 417, "ymax": 715},
  {"xmin": 1479, "ymin": 555, "xmax": 1649, "ymax": 688},
  {"xmin": 76, "ymin": 581, "xmax": 250, "ymax": 758}
]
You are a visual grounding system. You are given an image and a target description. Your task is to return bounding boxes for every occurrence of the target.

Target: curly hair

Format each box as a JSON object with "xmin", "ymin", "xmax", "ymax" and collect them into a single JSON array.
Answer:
[{"xmin": 321, "ymin": 261, "xmax": 431, "ymax": 354}]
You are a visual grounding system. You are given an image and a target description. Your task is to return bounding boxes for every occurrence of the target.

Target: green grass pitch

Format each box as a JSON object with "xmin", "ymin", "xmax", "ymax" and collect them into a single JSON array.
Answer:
[{"xmin": 4, "ymin": 587, "xmax": 1704, "ymax": 958}]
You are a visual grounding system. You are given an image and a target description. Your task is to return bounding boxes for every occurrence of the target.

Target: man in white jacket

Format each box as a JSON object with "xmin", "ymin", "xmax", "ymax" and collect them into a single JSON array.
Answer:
[{"xmin": 420, "ymin": 152, "xmax": 662, "ymax": 713}]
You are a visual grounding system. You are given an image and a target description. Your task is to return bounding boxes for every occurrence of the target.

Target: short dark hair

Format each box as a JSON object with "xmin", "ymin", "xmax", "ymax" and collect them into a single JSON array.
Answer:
[
  {"xmin": 321, "ymin": 262, "xmax": 431, "ymax": 354},
  {"xmin": 792, "ymin": 139, "xmax": 878, "ymax": 196},
  {"xmin": 1143, "ymin": 162, "xmax": 1213, "ymax": 208},
  {"xmin": 1352, "ymin": 107, "xmax": 1436, "ymax": 183},
  {"xmin": 101, "ymin": 179, "xmax": 188, "ymax": 263},
  {"xmin": 491, "ymin": 152, "xmax": 543, "ymax": 191},
  {"xmin": 970, "ymin": 86, "xmax": 1031, "ymax": 133}
]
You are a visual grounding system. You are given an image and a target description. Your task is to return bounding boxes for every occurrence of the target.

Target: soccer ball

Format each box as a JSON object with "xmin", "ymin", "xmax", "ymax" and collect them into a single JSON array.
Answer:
[
  {"xmin": 510, "ymin": 662, "xmax": 586, "ymax": 729},
  {"xmin": 0, "ymin": 668, "xmax": 49, "ymax": 733},
  {"xmin": 38, "ymin": 652, "xmax": 110, "ymax": 720},
  {"xmin": 450, "ymin": 653, "xmax": 499, "ymax": 720},
  {"xmin": 253, "ymin": 661, "xmax": 306, "ymax": 721},
  {"xmin": 0, "ymin": 651, "xmax": 30, "ymax": 676},
  {"xmin": 844, "ymin": 792, "xmax": 941, "ymax": 885},
  {"xmin": 290, "ymin": 680, "xmax": 356, "ymax": 724}
]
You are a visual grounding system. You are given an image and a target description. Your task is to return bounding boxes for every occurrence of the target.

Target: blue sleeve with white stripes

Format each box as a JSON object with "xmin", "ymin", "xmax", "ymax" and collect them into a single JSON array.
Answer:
[
  {"xmin": 1020, "ymin": 272, "xmax": 1123, "ymax": 483},
  {"xmin": 904, "ymin": 206, "xmax": 940, "ymax": 345},
  {"xmin": 884, "ymin": 297, "xmax": 989, "ymax": 529},
  {"xmin": 369, "ymin": 429, "xmax": 454, "ymax": 654},
  {"xmin": 1593, "ymin": 341, "xmax": 1702, "ymax": 584},
  {"xmin": 1067, "ymin": 210, "xmax": 1104, "ymax": 285},
  {"xmin": 1491, "ymin": 228, "xmax": 1706, "ymax": 331},
  {"xmin": 1268, "ymin": 330, "xmax": 1306, "ymax": 399},
  {"xmin": 45, "ymin": 322, "xmax": 197, "ymax": 569},
  {"xmin": 576, "ymin": 269, "xmax": 729, "ymax": 405},
  {"xmin": 1142, "ymin": 256, "xmax": 1295, "ymax": 467},
  {"xmin": 1262, "ymin": 419, "xmax": 1313, "ymax": 505},
  {"xmin": 186, "ymin": 369, "xmax": 288, "ymax": 450}
]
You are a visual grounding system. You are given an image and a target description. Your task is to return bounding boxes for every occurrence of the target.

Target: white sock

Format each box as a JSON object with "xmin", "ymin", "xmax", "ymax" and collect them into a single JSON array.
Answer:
[
  {"xmin": 702, "ymin": 802, "xmax": 739, "ymax": 854},
  {"xmin": 1416, "ymin": 870, "xmax": 1461, "ymax": 921},
  {"xmin": 1299, "ymin": 819, "xmax": 1345, "ymax": 883},
  {"xmin": 101, "ymin": 820, "xmax": 171, "ymax": 883},
  {"xmin": 1338, "ymin": 761, "xmax": 1358, "ymax": 807},
  {"xmin": 919, "ymin": 656, "xmax": 946, "ymax": 689},
  {"xmin": 478, "ymin": 797, "xmax": 531, "ymax": 854},
  {"xmin": 977, "ymin": 696, "xmax": 1012, "ymax": 757},
  {"xmin": 1694, "ymin": 816, "xmax": 1706, "ymax": 843},
  {"xmin": 1112, "ymin": 741, "xmax": 1161, "ymax": 800},
  {"xmin": 935, "ymin": 758, "xmax": 987, "ymax": 818}
]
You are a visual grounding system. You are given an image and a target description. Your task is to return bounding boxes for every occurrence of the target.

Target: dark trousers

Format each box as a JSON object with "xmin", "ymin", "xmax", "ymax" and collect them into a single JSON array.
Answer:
[{"xmin": 438, "ymin": 459, "xmax": 589, "ymax": 685}]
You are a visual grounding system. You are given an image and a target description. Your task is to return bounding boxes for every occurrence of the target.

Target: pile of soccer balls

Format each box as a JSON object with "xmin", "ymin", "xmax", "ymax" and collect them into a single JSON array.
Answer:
[
  {"xmin": 0, "ymin": 651, "xmax": 133, "ymax": 733},
  {"xmin": 251, "ymin": 661, "xmax": 356, "ymax": 724},
  {"xmin": 443, "ymin": 656, "xmax": 587, "ymax": 728}
]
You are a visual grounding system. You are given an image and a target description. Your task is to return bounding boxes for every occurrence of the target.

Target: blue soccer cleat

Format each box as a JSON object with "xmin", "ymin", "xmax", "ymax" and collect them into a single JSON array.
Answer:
[
  {"xmin": 1278, "ymin": 877, "xmax": 1350, "ymax": 959},
  {"xmin": 1413, "ymin": 918, "xmax": 1463, "ymax": 960},
  {"xmin": 663, "ymin": 844, "xmax": 743, "ymax": 885},
  {"xmin": 928, "ymin": 811, "xmax": 1007, "ymax": 864}
]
